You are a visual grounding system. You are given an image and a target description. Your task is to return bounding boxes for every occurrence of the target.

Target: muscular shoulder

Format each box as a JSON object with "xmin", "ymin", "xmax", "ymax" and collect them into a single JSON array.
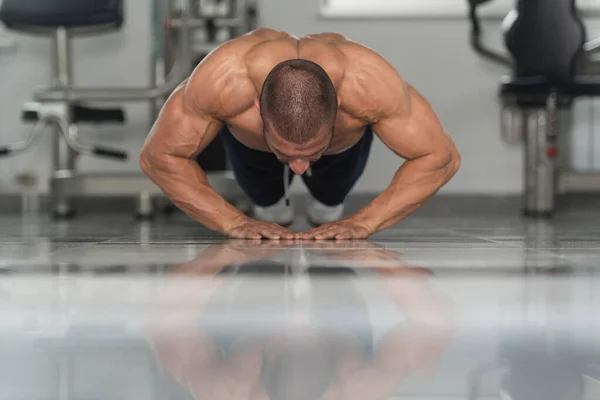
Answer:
[
  {"xmin": 305, "ymin": 32, "xmax": 350, "ymax": 44},
  {"xmin": 300, "ymin": 34, "xmax": 408, "ymax": 122},
  {"xmin": 335, "ymin": 42, "xmax": 410, "ymax": 123},
  {"xmin": 183, "ymin": 28, "xmax": 294, "ymax": 119},
  {"xmin": 298, "ymin": 33, "xmax": 350, "ymax": 89}
]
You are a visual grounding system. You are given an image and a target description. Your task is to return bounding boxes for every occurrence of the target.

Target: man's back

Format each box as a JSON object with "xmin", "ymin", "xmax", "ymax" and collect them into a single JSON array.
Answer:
[{"xmin": 183, "ymin": 28, "xmax": 399, "ymax": 154}]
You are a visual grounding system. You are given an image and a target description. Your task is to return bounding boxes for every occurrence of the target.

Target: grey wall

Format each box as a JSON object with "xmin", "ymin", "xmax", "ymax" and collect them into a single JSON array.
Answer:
[{"xmin": 1, "ymin": 0, "xmax": 599, "ymax": 196}]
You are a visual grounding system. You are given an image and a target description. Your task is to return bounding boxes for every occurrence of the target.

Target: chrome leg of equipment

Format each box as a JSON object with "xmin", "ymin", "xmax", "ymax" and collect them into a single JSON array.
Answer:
[
  {"xmin": 51, "ymin": 27, "xmax": 76, "ymax": 219},
  {"xmin": 523, "ymin": 95, "xmax": 558, "ymax": 217},
  {"xmin": 136, "ymin": 191, "xmax": 155, "ymax": 220}
]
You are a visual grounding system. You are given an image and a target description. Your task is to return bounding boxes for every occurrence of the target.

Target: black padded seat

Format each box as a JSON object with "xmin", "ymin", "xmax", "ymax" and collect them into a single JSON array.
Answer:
[
  {"xmin": 500, "ymin": 0, "xmax": 593, "ymax": 107},
  {"xmin": 504, "ymin": 0, "xmax": 585, "ymax": 80},
  {"xmin": 501, "ymin": 76, "xmax": 600, "ymax": 97},
  {"xmin": 0, "ymin": 0, "xmax": 123, "ymax": 30}
]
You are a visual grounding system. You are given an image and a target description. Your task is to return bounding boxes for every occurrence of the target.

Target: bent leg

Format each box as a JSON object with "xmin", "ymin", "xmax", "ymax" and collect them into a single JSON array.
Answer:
[
  {"xmin": 217, "ymin": 126, "xmax": 291, "ymax": 207},
  {"xmin": 217, "ymin": 126, "xmax": 294, "ymax": 225}
]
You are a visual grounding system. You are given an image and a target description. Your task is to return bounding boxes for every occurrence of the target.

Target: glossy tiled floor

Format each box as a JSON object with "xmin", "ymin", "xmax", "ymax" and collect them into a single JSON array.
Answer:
[{"xmin": 1, "ymin": 207, "xmax": 600, "ymax": 400}]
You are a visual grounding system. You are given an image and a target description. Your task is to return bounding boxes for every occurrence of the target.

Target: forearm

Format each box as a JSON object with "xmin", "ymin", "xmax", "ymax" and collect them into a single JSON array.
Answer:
[
  {"xmin": 141, "ymin": 154, "xmax": 245, "ymax": 233},
  {"xmin": 354, "ymin": 153, "xmax": 459, "ymax": 233}
]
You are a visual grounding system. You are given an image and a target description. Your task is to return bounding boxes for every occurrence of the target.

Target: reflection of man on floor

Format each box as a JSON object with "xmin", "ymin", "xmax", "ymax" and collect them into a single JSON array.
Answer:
[{"xmin": 148, "ymin": 241, "xmax": 455, "ymax": 400}]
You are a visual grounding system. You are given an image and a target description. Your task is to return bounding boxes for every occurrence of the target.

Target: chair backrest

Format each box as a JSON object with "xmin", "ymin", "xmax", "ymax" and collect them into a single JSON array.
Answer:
[
  {"xmin": 0, "ymin": 0, "xmax": 124, "ymax": 31},
  {"xmin": 504, "ymin": 0, "xmax": 585, "ymax": 80}
]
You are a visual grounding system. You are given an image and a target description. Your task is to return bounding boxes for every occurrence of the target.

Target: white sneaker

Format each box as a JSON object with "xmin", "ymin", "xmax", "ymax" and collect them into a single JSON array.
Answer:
[
  {"xmin": 253, "ymin": 196, "xmax": 295, "ymax": 226},
  {"xmin": 306, "ymin": 196, "xmax": 344, "ymax": 226}
]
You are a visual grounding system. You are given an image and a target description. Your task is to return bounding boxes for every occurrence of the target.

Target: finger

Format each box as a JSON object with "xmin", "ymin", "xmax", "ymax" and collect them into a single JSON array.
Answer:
[
  {"xmin": 275, "ymin": 227, "xmax": 296, "ymax": 241},
  {"xmin": 302, "ymin": 229, "xmax": 324, "ymax": 240},
  {"xmin": 269, "ymin": 227, "xmax": 294, "ymax": 241},
  {"xmin": 276, "ymin": 227, "xmax": 296, "ymax": 240},
  {"xmin": 266, "ymin": 223, "xmax": 293, "ymax": 235},
  {"xmin": 244, "ymin": 229, "xmax": 262, "ymax": 240},
  {"xmin": 228, "ymin": 230, "xmax": 247, "ymax": 240},
  {"xmin": 354, "ymin": 231, "xmax": 371, "ymax": 240},
  {"xmin": 314, "ymin": 228, "xmax": 340, "ymax": 240},
  {"xmin": 331, "ymin": 229, "xmax": 352, "ymax": 241},
  {"xmin": 259, "ymin": 229, "xmax": 282, "ymax": 240},
  {"xmin": 316, "ymin": 225, "xmax": 346, "ymax": 239},
  {"xmin": 302, "ymin": 226, "xmax": 329, "ymax": 240},
  {"xmin": 302, "ymin": 223, "xmax": 330, "ymax": 235},
  {"xmin": 335, "ymin": 232, "xmax": 352, "ymax": 240}
]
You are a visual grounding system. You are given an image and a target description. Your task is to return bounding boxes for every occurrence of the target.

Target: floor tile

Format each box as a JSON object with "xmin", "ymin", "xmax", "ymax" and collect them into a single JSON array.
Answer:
[{"xmin": 0, "ymin": 209, "xmax": 599, "ymax": 399}]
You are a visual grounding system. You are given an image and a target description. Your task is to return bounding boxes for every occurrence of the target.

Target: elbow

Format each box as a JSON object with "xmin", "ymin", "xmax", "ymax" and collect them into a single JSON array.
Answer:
[
  {"xmin": 447, "ymin": 147, "xmax": 461, "ymax": 177},
  {"xmin": 139, "ymin": 147, "xmax": 152, "ymax": 176},
  {"xmin": 139, "ymin": 144, "xmax": 160, "ymax": 178},
  {"xmin": 434, "ymin": 147, "xmax": 460, "ymax": 181}
]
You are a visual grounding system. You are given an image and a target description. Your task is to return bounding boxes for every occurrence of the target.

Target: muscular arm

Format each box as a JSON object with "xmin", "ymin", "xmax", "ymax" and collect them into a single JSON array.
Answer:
[
  {"xmin": 148, "ymin": 241, "xmax": 282, "ymax": 395},
  {"xmin": 343, "ymin": 46, "xmax": 461, "ymax": 234},
  {"xmin": 326, "ymin": 267, "xmax": 454, "ymax": 400},
  {"xmin": 140, "ymin": 42, "xmax": 255, "ymax": 234}
]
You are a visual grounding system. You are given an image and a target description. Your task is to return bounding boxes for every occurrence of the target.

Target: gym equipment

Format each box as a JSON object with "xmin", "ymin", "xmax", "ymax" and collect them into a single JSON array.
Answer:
[
  {"xmin": 0, "ymin": 0, "xmax": 255, "ymax": 219},
  {"xmin": 154, "ymin": 0, "xmax": 257, "ymax": 174},
  {"xmin": 468, "ymin": 0, "xmax": 600, "ymax": 217}
]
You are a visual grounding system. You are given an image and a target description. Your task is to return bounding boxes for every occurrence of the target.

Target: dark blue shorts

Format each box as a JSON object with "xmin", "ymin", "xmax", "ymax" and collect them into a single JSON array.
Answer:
[{"xmin": 218, "ymin": 126, "xmax": 374, "ymax": 207}]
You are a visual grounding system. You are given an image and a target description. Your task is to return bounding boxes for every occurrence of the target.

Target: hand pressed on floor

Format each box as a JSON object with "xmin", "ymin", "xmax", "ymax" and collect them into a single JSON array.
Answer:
[
  {"xmin": 223, "ymin": 216, "xmax": 296, "ymax": 240},
  {"xmin": 301, "ymin": 218, "xmax": 374, "ymax": 240}
]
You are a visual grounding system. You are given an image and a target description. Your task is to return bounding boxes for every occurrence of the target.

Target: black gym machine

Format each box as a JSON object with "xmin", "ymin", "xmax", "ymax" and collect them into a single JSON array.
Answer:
[{"xmin": 468, "ymin": 0, "xmax": 600, "ymax": 217}]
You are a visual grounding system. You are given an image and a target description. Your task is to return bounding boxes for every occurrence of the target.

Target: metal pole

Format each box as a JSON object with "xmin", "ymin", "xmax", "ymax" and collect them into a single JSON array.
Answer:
[
  {"xmin": 523, "ymin": 107, "xmax": 556, "ymax": 217},
  {"xmin": 235, "ymin": 0, "xmax": 248, "ymax": 35},
  {"xmin": 149, "ymin": 0, "xmax": 169, "ymax": 126},
  {"xmin": 51, "ymin": 27, "xmax": 76, "ymax": 218},
  {"xmin": 136, "ymin": 191, "xmax": 154, "ymax": 219}
]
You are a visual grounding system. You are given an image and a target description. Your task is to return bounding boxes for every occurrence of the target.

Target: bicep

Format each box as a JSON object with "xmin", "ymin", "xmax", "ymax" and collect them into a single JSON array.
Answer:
[{"xmin": 373, "ymin": 84, "xmax": 454, "ymax": 162}]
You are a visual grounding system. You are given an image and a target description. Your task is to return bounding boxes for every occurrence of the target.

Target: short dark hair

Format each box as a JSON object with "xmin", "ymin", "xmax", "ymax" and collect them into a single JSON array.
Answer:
[{"xmin": 260, "ymin": 59, "xmax": 337, "ymax": 144}]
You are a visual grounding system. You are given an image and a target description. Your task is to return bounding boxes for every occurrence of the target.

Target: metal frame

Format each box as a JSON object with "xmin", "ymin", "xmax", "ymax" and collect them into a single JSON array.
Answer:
[
  {"xmin": 31, "ymin": 0, "xmax": 254, "ymax": 103},
  {"xmin": 0, "ymin": 0, "xmax": 256, "ymax": 219},
  {"xmin": 51, "ymin": 27, "xmax": 77, "ymax": 217},
  {"xmin": 469, "ymin": 0, "xmax": 600, "ymax": 217},
  {"xmin": 504, "ymin": 99, "xmax": 600, "ymax": 216}
]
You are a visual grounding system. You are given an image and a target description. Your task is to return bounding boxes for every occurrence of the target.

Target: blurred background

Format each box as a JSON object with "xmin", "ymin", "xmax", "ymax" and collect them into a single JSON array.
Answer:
[{"xmin": 1, "ymin": 0, "xmax": 600, "ymax": 220}]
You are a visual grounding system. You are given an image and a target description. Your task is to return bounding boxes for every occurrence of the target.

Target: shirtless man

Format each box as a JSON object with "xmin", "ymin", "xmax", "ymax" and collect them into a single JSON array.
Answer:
[{"xmin": 140, "ymin": 29, "xmax": 460, "ymax": 240}]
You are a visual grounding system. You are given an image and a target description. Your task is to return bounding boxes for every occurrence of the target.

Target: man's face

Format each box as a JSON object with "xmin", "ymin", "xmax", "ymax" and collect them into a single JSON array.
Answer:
[
  {"xmin": 264, "ymin": 126, "xmax": 333, "ymax": 175},
  {"xmin": 262, "ymin": 330, "xmax": 334, "ymax": 400}
]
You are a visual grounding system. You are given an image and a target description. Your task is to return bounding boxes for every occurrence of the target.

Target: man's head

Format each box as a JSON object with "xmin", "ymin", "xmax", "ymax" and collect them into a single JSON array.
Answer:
[
  {"xmin": 259, "ymin": 59, "xmax": 338, "ymax": 175},
  {"xmin": 262, "ymin": 332, "xmax": 335, "ymax": 400}
]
